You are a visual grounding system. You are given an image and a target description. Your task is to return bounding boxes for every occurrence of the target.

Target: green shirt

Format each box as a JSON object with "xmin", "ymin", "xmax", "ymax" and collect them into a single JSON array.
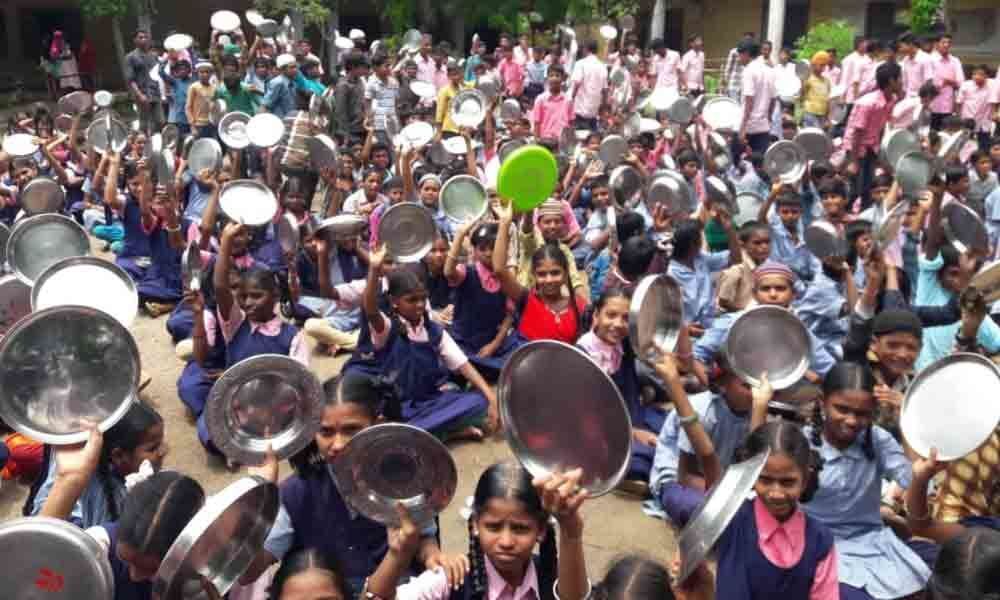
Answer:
[{"xmin": 215, "ymin": 83, "xmax": 259, "ymax": 115}]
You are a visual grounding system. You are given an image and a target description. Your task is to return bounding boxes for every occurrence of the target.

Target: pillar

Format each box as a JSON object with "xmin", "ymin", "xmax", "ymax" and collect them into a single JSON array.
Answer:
[
  {"xmin": 651, "ymin": 0, "xmax": 668, "ymax": 42},
  {"xmin": 766, "ymin": 0, "xmax": 786, "ymax": 52}
]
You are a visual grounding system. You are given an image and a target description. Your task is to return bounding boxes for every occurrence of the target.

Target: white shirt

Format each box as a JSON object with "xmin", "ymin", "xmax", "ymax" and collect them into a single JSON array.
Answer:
[{"xmin": 570, "ymin": 53, "xmax": 607, "ymax": 119}]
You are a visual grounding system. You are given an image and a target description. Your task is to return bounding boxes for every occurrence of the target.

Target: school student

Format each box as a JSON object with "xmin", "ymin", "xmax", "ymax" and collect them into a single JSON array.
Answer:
[
  {"xmin": 758, "ymin": 184, "xmax": 822, "ymax": 282},
  {"xmin": 716, "ymin": 221, "xmax": 772, "ymax": 313},
  {"xmin": 667, "ymin": 213, "xmax": 741, "ymax": 334}
]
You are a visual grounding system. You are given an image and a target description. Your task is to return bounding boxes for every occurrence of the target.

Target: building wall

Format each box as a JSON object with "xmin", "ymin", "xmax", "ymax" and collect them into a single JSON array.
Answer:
[{"xmin": 698, "ymin": 0, "xmax": 765, "ymax": 59}]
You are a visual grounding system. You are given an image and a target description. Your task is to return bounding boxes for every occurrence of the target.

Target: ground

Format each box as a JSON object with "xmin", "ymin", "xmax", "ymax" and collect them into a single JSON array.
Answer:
[{"xmin": 0, "ymin": 238, "xmax": 677, "ymax": 576}]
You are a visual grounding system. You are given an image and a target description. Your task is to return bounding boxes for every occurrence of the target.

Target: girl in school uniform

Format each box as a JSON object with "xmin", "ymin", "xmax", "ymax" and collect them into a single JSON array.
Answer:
[
  {"xmin": 175, "ymin": 276, "xmax": 232, "ymax": 424},
  {"xmin": 28, "ymin": 402, "xmax": 167, "ymax": 528},
  {"xmin": 493, "ymin": 201, "xmax": 587, "ymax": 344},
  {"xmin": 242, "ymin": 372, "xmax": 463, "ymax": 599},
  {"xmin": 445, "ymin": 221, "xmax": 520, "ymax": 378},
  {"xmin": 667, "ymin": 214, "xmax": 741, "ymax": 336},
  {"xmin": 804, "ymin": 362, "xmax": 934, "ymax": 600},
  {"xmin": 361, "ymin": 245, "xmax": 499, "ymax": 439},
  {"xmin": 422, "ymin": 235, "xmax": 456, "ymax": 325}
]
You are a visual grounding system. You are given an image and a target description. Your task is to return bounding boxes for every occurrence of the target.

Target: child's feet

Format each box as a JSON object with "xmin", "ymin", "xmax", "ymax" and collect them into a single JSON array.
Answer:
[
  {"xmin": 142, "ymin": 301, "xmax": 175, "ymax": 318},
  {"xmin": 445, "ymin": 426, "xmax": 485, "ymax": 443}
]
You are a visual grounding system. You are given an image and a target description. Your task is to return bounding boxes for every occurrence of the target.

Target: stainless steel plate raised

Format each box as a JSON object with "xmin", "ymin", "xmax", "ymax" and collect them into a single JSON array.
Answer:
[
  {"xmin": 57, "ymin": 90, "xmax": 93, "ymax": 115},
  {"xmin": 316, "ymin": 214, "xmax": 367, "ymax": 241},
  {"xmin": 205, "ymin": 354, "xmax": 323, "ymax": 464},
  {"xmin": 182, "ymin": 240, "xmax": 202, "ymax": 292},
  {"xmin": 218, "ymin": 111, "xmax": 251, "ymax": 150},
  {"xmin": 943, "ymin": 201, "xmax": 988, "ymax": 254},
  {"xmin": 189, "ymin": 137, "xmax": 223, "ymax": 174},
  {"xmin": 409, "ymin": 80, "xmax": 437, "ymax": 99},
  {"xmin": 882, "ymin": 128, "xmax": 920, "ymax": 171},
  {"xmin": 733, "ymin": 192, "xmax": 764, "ymax": 226},
  {"xmin": 677, "ymin": 449, "xmax": 770, "ymax": 584},
  {"xmin": 6, "ymin": 213, "xmax": 90, "ymax": 286},
  {"xmin": 629, "ymin": 274, "xmax": 684, "ymax": 364},
  {"xmin": 333, "ymin": 423, "xmax": 458, "ymax": 527},
  {"xmin": 451, "ymin": 89, "xmax": 488, "ymax": 129},
  {"xmin": 0, "ymin": 275, "xmax": 30, "ymax": 337},
  {"xmin": 210, "ymin": 9, "xmax": 241, "ymax": 32},
  {"xmin": 902, "ymin": 353, "xmax": 1000, "ymax": 460},
  {"xmin": 0, "ymin": 221, "xmax": 11, "ymax": 261},
  {"xmin": 939, "ymin": 130, "xmax": 969, "ymax": 163},
  {"xmin": 647, "ymin": 174, "xmax": 691, "ymax": 216},
  {"xmin": 247, "ymin": 113, "xmax": 285, "ymax": 148},
  {"xmin": 795, "ymin": 60, "xmax": 810, "ymax": 80},
  {"xmin": 378, "ymin": 203, "xmax": 437, "ymax": 262},
  {"xmin": 440, "ymin": 175, "xmax": 488, "ymax": 224},
  {"xmin": 969, "ymin": 261, "xmax": 1000, "ymax": 304},
  {"xmin": 85, "ymin": 118, "xmax": 128, "ymax": 154},
  {"xmin": 476, "ymin": 76, "xmax": 499, "ymax": 100},
  {"xmin": 764, "ymin": 140, "xmax": 807, "ymax": 184},
  {"xmin": 2, "ymin": 133, "xmax": 39, "ymax": 157},
  {"xmin": 725, "ymin": 305, "xmax": 811, "ymax": 389},
  {"xmin": 499, "ymin": 341, "xmax": 632, "ymax": 496},
  {"xmin": 0, "ymin": 516, "xmax": 114, "ymax": 600},
  {"xmin": 804, "ymin": 220, "xmax": 848, "ymax": 260},
  {"xmin": 93, "ymin": 89, "xmax": 113, "ymax": 108},
  {"xmin": 0, "ymin": 305, "xmax": 140, "ymax": 444},
  {"xmin": 665, "ymin": 95, "xmax": 696, "ymax": 125},
  {"xmin": 307, "ymin": 133, "xmax": 338, "ymax": 170},
  {"xmin": 400, "ymin": 121, "xmax": 434, "ymax": 148},
  {"xmin": 794, "ymin": 128, "xmax": 831, "ymax": 162},
  {"xmin": 32, "ymin": 256, "xmax": 138, "ymax": 327},
  {"xmin": 20, "ymin": 177, "xmax": 65, "ymax": 215},
  {"xmin": 499, "ymin": 138, "xmax": 528, "ymax": 164},
  {"xmin": 153, "ymin": 476, "xmax": 278, "ymax": 600},
  {"xmin": 896, "ymin": 151, "xmax": 932, "ymax": 196},
  {"xmin": 256, "ymin": 19, "xmax": 280, "ymax": 37},
  {"xmin": 599, "ymin": 135, "xmax": 628, "ymax": 169},
  {"xmin": 609, "ymin": 165, "xmax": 641, "ymax": 207},
  {"xmin": 219, "ymin": 179, "xmax": 279, "ymax": 226},
  {"xmin": 704, "ymin": 175, "xmax": 736, "ymax": 213},
  {"xmin": 401, "ymin": 29, "xmax": 423, "ymax": 52},
  {"xmin": 701, "ymin": 97, "xmax": 742, "ymax": 132},
  {"xmin": 164, "ymin": 33, "xmax": 193, "ymax": 51}
]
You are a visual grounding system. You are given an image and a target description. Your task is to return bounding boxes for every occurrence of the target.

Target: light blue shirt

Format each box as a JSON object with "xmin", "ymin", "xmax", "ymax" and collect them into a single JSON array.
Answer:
[
  {"xmin": 31, "ymin": 455, "xmax": 126, "ymax": 528},
  {"xmin": 803, "ymin": 425, "xmax": 930, "ymax": 598},
  {"xmin": 668, "ymin": 251, "xmax": 730, "ymax": 328},
  {"xmin": 158, "ymin": 64, "xmax": 192, "ymax": 125},
  {"xmin": 794, "ymin": 271, "xmax": 848, "ymax": 360},
  {"xmin": 915, "ymin": 252, "xmax": 1000, "ymax": 370},
  {"xmin": 767, "ymin": 209, "xmax": 821, "ymax": 281},
  {"xmin": 648, "ymin": 391, "xmax": 750, "ymax": 496},
  {"xmin": 261, "ymin": 74, "xmax": 296, "ymax": 119},
  {"xmin": 180, "ymin": 170, "xmax": 212, "ymax": 224},
  {"xmin": 985, "ymin": 187, "xmax": 1000, "ymax": 250}
]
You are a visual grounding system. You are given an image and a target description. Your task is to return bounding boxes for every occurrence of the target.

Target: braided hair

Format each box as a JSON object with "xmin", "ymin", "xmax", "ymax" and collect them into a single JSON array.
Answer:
[
  {"xmin": 269, "ymin": 548, "xmax": 349, "ymax": 600},
  {"xmin": 737, "ymin": 421, "xmax": 822, "ymax": 503},
  {"xmin": 118, "ymin": 472, "xmax": 205, "ymax": 559},
  {"xmin": 927, "ymin": 527, "xmax": 1000, "ymax": 600},
  {"xmin": 468, "ymin": 463, "xmax": 558, "ymax": 600},
  {"xmin": 592, "ymin": 554, "xmax": 674, "ymax": 600},
  {"xmin": 386, "ymin": 268, "xmax": 430, "ymax": 342},
  {"xmin": 815, "ymin": 362, "xmax": 877, "ymax": 460},
  {"xmin": 531, "ymin": 242, "xmax": 581, "ymax": 342}
]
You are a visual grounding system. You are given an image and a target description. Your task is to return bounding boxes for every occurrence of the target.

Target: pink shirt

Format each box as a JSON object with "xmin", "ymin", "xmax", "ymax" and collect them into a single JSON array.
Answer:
[
  {"xmin": 823, "ymin": 65, "xmax": 842, "ymax": 87},
  {"xmin": 530, "ymin": 91, "xmax": 574, "ymax": 139},
  {"xmin": 217, "ymin": 306, "xmax": 310, "ymax": 365},
  {"xmin": 901, "ymin": 53, "xmax": 931, "ymax": 97},
  {"xmin": 414, "ymin": 53, "xmax": 437, "ymax": 85},
  {"xmin": 752, "ymin": 499, "xmax": 840, "ymax": 600},
  {"xmin": 680, "ymin": 49, "xmax": 705, "ymax": 91},
  {"xmin": 433, "ymin": 65, "xmax": 449, "ymax": 92},
  {"xmin": 498, "ymin": 58, "xmax": 525, "ymax": 97},
  {"xmin": 741, "ymin": 57, "xmax": 776, "ymax": 135},
  {"xmin": 397, "ymin": 556, "xmax": 540, "ymax": 600},
  {"xmin": 577, "ymin": 331, "xmax": 622, "ymax": 375},
  {"xmin": 652, "ymin": 50, "xmax": 682, "ymax": 90},
  {"xmin": 570, "ymin": 54, "xmax": 607, "ymax": 119},
  {"xmin": 856, "ymin": 59, "xmax": 879, "ymax": 96},
  {"xmin": 929, "ymin": 52, "xmax": 964, "ymax": 114},
  {"xmin": 958, "ymin": 80, "xmax": 997, "ymax": 131},
  {"xmin": 370, "ymin": 313, "xmax": 468, "ymax": 371},
  {"xmin": 843, "ymin": 88, "xmax": 896, "ymax": 156}
]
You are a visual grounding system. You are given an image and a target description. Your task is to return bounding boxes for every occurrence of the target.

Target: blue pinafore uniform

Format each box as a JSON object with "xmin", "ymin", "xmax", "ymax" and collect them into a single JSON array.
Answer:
[
  {"xmin": 449, "ymin": 267, "xmax": 522, "ymax": 377},
  {"xmin": 100, "ymin": 522, "xmax": 153, "ymax": 600},
  {"xmin": 612, "ymin": 340, "xmax": 666, "ymax": 482}
]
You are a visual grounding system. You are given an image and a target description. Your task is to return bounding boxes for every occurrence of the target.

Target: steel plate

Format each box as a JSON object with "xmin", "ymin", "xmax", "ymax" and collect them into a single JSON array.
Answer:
[
  {"xmin": 939, "ymin": 130, "xmax": 969, "ymax": 163},
  {"xmin": 764, "ymin": 140, "xmax": 807, "ymax": 184},
  {"xmin": 218, "ymin": 111, "xmax": 252, "ymax": 150},
  {"xmin": 440, "ymin": 175, "xmax": 488, "ymax": 224},
  {"xmin": 599, "ymin": 135, "xmax": 628, "ymax": 169},
  {"xmin": 629, "ymin": 274, "xmax": 683, "ymax": 364},
  {"xmin": 247, "ymin": 113, "xmax": 285, "ymax": 148},
  {"xmin": 210, "ymin": 10, "xmax": 241, "ymax": 32},
  {"xmin": 943, "ymin": 201, "xmax": 987, "ymax": 254},
  {"xmin": 400, "ymin": 121, "xmax": 434, "ymax": 148},
  {"xmin": 205, "ymin": 355, "xmax": 323, "ymax": 464},
  {"xmin": 451, "ymin": 89, "xmax": 488, "ymax": 129},
  {"xmin": 2, "ymin": 133, "xmax": 39, "ymax": 157},
  {"xmin": 57, "ymin": 90, "xmax": 93, "ymax": 115},
  {"xmin": 32, "ymin": 257, "xmax": 138, "ymax": 327},
  {"xmin": 498, "ymin": 138, "xmax": 528, "ymax": 164},
  {"xmin": 896, "ymin": 151, "xmax": 932, "ymax": 196},
  {"xmin": 901, "ymin": 353, "xmax": 1000, "ymax": 460},
  {"xmin": 219, "ymin": 179, "xmax": 278, "ymax": 227},
  {"xmin": 276, "ymin": 213, "xmax": 300, "ymax": 254},
  {"xmin": 0, "ymin": 516, "xmax": 114, "ymax": 600},
  {"xmin": 969, "ymin": 261, "xmax": 1000, "ymax": 304},
  {"xmin": 793, "ymin": 128, "xmax": 831, "ymax": 162},
  {"xmin": 409, "ymin": 80, "xmax": 437, "ymax": 99},
  {"xmin": 256, "ymin": 19, "xmax": 279, "ymax": 37},
  {"xmin": 153, "ymin": 477, "xmax": 278, "ymax": 600},
  {"xmin": 794, "ymin": 60, "xmax": 810, "ymax": 80},
  {"xmin": 0, "ymin": 221, "xmax": 11, "ymax": 264},
  {"xmin": 0, "ymin": 305, "xmax": 140, "ymax": 444},
  {"xmin": 378, "ymin": 203, "xmax": 436, "ymax": 262},
  {"xmin": 476, "ymin": 76, "xmax": 499, "ymax": 100},
  {"xmin": 609, "ymin": 165, "xmax": 641, "ymax": 207},
  {"xmin": 333, "ymin": 423, "xmax": 458, "ymax": 527},
  {"xmin": 6, "ymin": 214, "xmax": 90, "ymax": 286},
  {"xmin": 189, "ymin": 137, "xmax": 222, "ymax": 174},
  {"xmin": 164, "ymin": 33, "xmax": 193, "ymax": 51},
  {"xmin": 665, "ymin": 95, "xmax": 696, "ymax": 125},
  {"xmin": 882, "ymin": 129, "xmax": 920, "ymax": 172},
  {"xmin": 804, "ymin": 221, "xmax": 848, "ymax": 260},
  {"xmin": 0, "ymin": 275, "xmax": 30, "ymax": 337},
  {"xmin": 307, "ymin": 134, "xmax": 338, "ymax": 170},
  {"xmin": 676, "ymin": 449, "xmax": 770, "ymax": 583},
  {"xmin": 93, "ymin": 89, "xmax": 113, "ymax": 108},
  {"xmin": 85, "ymin": 119, "xmax": 128, "ymax": 154},
  {"xmin": 316, "ymin": 214, "xmax": 368, "ymax": 242},
  {"xmin": 182, "ymin": 240, "xmax": 202, "ymax": 292},
  {"xmin": 725, "ymin": 305, "xmax": 811, "ymax": 390},
  {"xmin": 20, "ymin": 177, "xmax": 65, "ymax": 216},
  {"xmin": 701, "ymin": 97, "xmax": 742, "ymax": 132},
  {"xmin": 442, "ymin": 136, "xmax": 469, "ymax": 155},
  {"xmin": 647, "ymin": 174, "xmax": 690, "ymax": 216},
  {"xmin": 704, "ymin": 175, "xmax": 736, "ymax": 213},
  {"xmin": 498, "ymin": 341, "xmax": 632, "ymax": 496}
]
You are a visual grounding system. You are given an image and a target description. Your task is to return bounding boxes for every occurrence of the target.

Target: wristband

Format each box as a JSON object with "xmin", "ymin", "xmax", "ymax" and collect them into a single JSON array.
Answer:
[{"xmin": 678, "ymin": 413, "xmax": 700, "ymax": 426}]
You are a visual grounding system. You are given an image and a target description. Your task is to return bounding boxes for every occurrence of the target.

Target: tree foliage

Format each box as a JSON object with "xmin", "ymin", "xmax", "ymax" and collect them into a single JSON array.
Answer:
[
  {"xmin": 794, "ymin": 20, "xmax": 856, "ymax": 62},
  {"xmin": 908, "ymin": 0, "xmax": 942, "ymax": 34},
  {"xmin": 79, "ymin": 0, "xmax": 132, "ymax": 19},
  {"xmin": 253, "ymin": 0, "xmax": 331, "ymax": 27}
]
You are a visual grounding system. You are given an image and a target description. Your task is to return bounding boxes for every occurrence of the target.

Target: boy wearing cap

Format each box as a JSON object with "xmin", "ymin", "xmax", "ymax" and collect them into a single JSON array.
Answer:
[
  {"xmin": 516, "ymin": 199, "xmax": 589, "ymax": 301},
  {"xmin": 260, "ymin": 54, "xmax": 298, "ymax": 119},
  {"xmin": 801, "ymin": 51, "xmax": 831, "ymax": 128},
  {"xmin": 185, "ymin": 61, "xmax": 217, "ymax": 139}
]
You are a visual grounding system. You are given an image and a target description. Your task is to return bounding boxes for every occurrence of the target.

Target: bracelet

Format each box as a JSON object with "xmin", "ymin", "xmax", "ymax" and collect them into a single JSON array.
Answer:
[
  {"xmin": 165, "ymin": 224, "xmax": 181, "ymax": 233},
  {"xmin": 678, "ymin": 413, "xmax": 700, "ymax": 426}
]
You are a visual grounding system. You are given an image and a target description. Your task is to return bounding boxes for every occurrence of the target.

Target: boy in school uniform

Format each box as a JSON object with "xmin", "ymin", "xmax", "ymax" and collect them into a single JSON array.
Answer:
[
  {"xmin": 757, "ymin": 183, "xmax": 821, "ymax": 282},
  {"xmin": 957, "ymin": 64, "xmax": 999, "ymax": 151}
]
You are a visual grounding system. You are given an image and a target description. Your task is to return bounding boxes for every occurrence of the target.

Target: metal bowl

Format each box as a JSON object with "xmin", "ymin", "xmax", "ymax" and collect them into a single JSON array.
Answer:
[
  {"xmin": 793, "ymin": 128, "xmax": 831, "ymax": 162},
  {"xmin": 0, "ymin": 275, "xmax": 30, "ymax": 337},
  {"xmin": 2, "ymin": 133, "xmax": 39, "ymax": 157},
  {"xmin": 629, "ymin": 274, "xmax": 684, "ymax": 364},
  {"xmin": 764, "ymin": 140, "xmax": 807, "ymax": 184},
  {"xmin": 804, "ymin": 220, "xmax": 848, "ymax": 260},
  {"xmin": 701, "ymin": 97, "xmax": 742, "ymax": 132},
  {"xmin": 316, "ymin": 214, "xmax": 368, "ymax": 242},
  {"xmin": 32, "ymin": 256, "xmax": 138, "ymax": 328},
  {"xmin": 599, "ymin": 135, "xmax": 628, "ymax": 169},
  {"xmin": 333, "ymin": 423, "xmax": 458, "ymax": 527},
  {"xmin": 499, "ymin": 341, "xmax": 632, "ymax": 496},
  {"xmin": 153, "ymin": 477, "xmax": 279, "ymax": 600},
  {"xmin": 0, "ymin": 305, "xmax": 140, "ymax": 444},
  {"xmin": 610, "ymin": 165, "xmax": 641, "ymax": 207},
  {"xmin": 676, "ymin": 449, "xmax": 770, "ymax": 583},
  {"xmin": 902, "ymin": 353, "xmax": 1000, "ymax": 460},
  {"xmin": 247, "ymin": 113, "xmax": 285, "ymax": 148},
  {"xmin": 205, "ymin": 355, "xmax": 323, "ymax": 464},
  {"xmin": 724, "ymin": 305, "xmax": 811, "ymax": 390},
  {"xmin": 6, "ymin": 214, "xmax": 90, "ymax": 286},
  {"xmin": 882, "ymin": 129, "xmax": 920, "ymax": 172},
  {"xmin": 218, "ymin": 111, "xmax": 252, "ymax": 150},
  {"xmin": 451, "ymin": 89, "xmax": 488, "ymax": 129},
  {"xmin": 943, "ymin": 201, "xmax": 988, "ymax": 255},
  {"xmin": 378, "ymin": 203, "xmax": 437, "ymax": 262},
  {"xmin": 219, "ymin": 179, "xmax": 279, "ymax": 227},
  {"xmin": 896, "ymin": 151, "xmax": 932, "ymax": 196},
  {"xmin": 85, "ymin": 118, "xmax": 128, "ymax": 154},
  {"xmin": 20, "ymin": 177, "xmax": 65, "ymax": 216},
  {"xmin": 57, "ymin": 90, "xmax": 93, "ymax": 115},
  {"xmin": 0, "ymin": 516, "xmax": 114, "ymax": 600},
  {"xmin": 440, "ymin": 175, "xmax": 488, "ymax": 225}
]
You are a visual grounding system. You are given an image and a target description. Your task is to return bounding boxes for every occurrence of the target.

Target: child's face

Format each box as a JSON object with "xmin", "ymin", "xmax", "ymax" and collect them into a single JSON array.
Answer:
[
  {"xmin": 387, "ymin": 186, "xmax": 404, "ymax": 204},
  {"xmin": 538, "ymin": 214, "xmax": 565, "ymax": 241},
  {"xmin": 239, "ymin": 280, "xmax": 276, "ymax": 323},
  {"xmin": 547, "ymin": 73, "xmax": 562, "ymax": 93},
  {"xmin": 126, "ymin": 175, "xmax": 143, "ymax": 199},
  {"xmin": 870, "ymin": 331, "xmax": 920, "ymax": 380},
  {"xmin": 754, "ymin": 274, "xmax": 794, "ymax": 307},
  {"xmin": 315, "ymin": 403, "xmax": 375, "ymax": 465},
  {"xmin": 392, "ymin": 289, "xmax": 428, "ymax": 325},
  {"xmin": 255, "ymin": 64, "xmax": 269, "ymax": 79},
  {"xmin": 593, "ymin": 296, "xmax": 629, "ymax": 346},
  {"xmin": 745, "ymin": 231, "xmax": 772, "ymax": 264},
  {"xmin": 973, "ymin": 70, "xmax": 986, "ymax": 85},
  {"xmin": 112, "ymin": 422, "xmax": 168, "ymax": 476},
  {"xmin": 591, "ymin": 185, "xmax": 611, "ymax": 209},
  {"xmin": 949, "ymin": 175, "xmax": 970, "ymax": 197},
  {"xmin": 475, "ymin": 498, "xmax": 544, "ymax": 578},
  {"xmin": 718, "ymin": 371, "xmax": 753, "ymax": 412},
  {"xmin": 870, "ymin": 185, "xmax": 889, "ymax": 205},
  {"xmin": 364, "ymin": 173, "xmax": 381, "ymax": 197},
  {"xmin": 283, "ymin": 192, "xmax": 307, "ymax": 215},
  {"xmin": 372, "ymin": 149, "xmax": 390, "ymax": 169},
  {"xmin": 197, "ymin": 67, "xmax": 212, "ymax": 83},
  {"xmin": 777, "ymin": 204, "xmax": 802, "ymax": 228},
  {"xmin": 420, "ymin": 181, "xmax": 440, "ymax": 207},
  {"xmin": 533, "ymin": 257, "xmax": 565, "ymax": 298},
  {"xmin": 14, "ymin": 164, "xmax": 37, "ymax": 187},
  {"xmin": 938, "ymin": 263, "xmax": 965, "ymax": 294},
  {"xmin": 822, "ymin": 390, "xmax": 875, "ymax": 449},
  {"xmin": 975, "ymin": 157, "xmax": 992, "ymax": 177},
  {"xmin": 280, "ymin": 568, "xmax": 345, "ymax": 600},
  {"xmin": 449, "ymin": 70, "xmax": 462, "ymax": 85},
  {"xmin": 532, "ymin": 48, "xmax": 544, "ymax": 61},
  {"xmin": 754, "ymin": 453, "xmax": 805, "ymax": 522},
  {"xmin": 424, "ymin": 238, "xmax": 448, "ymax": 274},
  {"xmin": 681, "ymin": 160, "xmax": 699, "ymax": 180},
  {"xmin": 854, "ymin": 232, "xmax": 873, "ymax": 258}
]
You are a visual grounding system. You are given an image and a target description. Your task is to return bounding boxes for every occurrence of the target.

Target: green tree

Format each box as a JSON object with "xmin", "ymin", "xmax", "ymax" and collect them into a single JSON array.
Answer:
[
  {"xmin": 80, "ymin": 0, "xmax": 153, "ymax": 82},
  {"xmin": 794, "ymin": 20, "xmax": 856, "ymax": 63},
  {"xmin": 908, "ymin": 0, "xmax": 943, "ymax": 34}
]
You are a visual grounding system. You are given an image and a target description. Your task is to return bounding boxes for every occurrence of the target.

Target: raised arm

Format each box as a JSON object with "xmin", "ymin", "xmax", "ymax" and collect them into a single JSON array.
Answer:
[
  {"xmin": 656, "ymin": 352, "xmax": 721, "ymax": 488},
  {"xmin": 363, "ymin": 245, "xmax": 389, "ymax": 333},
  {"xmin": 213, "ymin": 222, "xmax": 245, "ymax": 321},
  {"xmin": 493, "ymin": 200, "xmax": 528, "ymax": 304}
]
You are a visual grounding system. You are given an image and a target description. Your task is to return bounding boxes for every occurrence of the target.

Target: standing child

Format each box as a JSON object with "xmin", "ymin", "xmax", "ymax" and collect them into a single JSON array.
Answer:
[
  {"xmin": 186, "ymin": 61, "xmax": 216, "ymax": 139},
  {"xmin": 758, "ymin": 184, "xmax": 821, "ymax": 282},
  {"xmin": 956, "ymin": 65, "xmax": 998, "ymax": 152},
  {"xmin": 158, "ymin": 59, "xmax": 192, "ymax": 137}
]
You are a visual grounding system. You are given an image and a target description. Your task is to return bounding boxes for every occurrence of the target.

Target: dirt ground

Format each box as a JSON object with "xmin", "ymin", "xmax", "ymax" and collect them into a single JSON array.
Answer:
[{"xmin": 0, "ymin": 239, "xmax": 677, "ymax": 576}]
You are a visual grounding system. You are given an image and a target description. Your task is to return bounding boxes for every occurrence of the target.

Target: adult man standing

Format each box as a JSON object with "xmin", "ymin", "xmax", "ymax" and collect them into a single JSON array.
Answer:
[
  {"xmin": 680, "ymin": 35, "xmax": 705, "ymax": 96},
  {"xmin": 929, "ymin": 33, "xmax": 964, "ymax": 131},
  {"xmin": 844, "ymin": 62, "xmax": 901, "ymax": 211},
  {"xmin": 570, "ymin": 39, "xmax": 607, "ymax": 130},
  {"xmin": 650, "ymin": 38, "xmax": 682, "ymax": 94},
  {"xmin": 898, "ymin": 33, "xmax": 931, "ymax": 98},
  {"xmin": 841, "ymin": 37, "xmax": 871, "ymax": 113},
  {"xmin": 126, "ymin": 29, "xmax": 163, "ymax": 135},
  {"xmin": 722, "ymin": 32, "xmax": 755, "ymax": 100},
  {"xmin": 738, "ymin": 40, "xmax": 776, "ymax": 155},
  {"xmin": 414, "ymin": 34, "xmax": 437, "ymax": 86}
]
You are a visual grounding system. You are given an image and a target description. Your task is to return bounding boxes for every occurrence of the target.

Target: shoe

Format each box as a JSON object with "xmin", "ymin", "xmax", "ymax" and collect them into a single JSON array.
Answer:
[
  {"xmin": 143, "ymin": 301, "xmax": 175, "ymax": 318},
  {"xmin": 615, "ymin": 479, "xmax": 651, "ymax": 498}
]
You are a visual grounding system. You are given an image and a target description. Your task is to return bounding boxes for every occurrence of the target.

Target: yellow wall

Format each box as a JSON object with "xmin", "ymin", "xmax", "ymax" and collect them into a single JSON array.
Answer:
[{"xmin": 699, "ymin": 0, "xmax": 764, "ymax": 59}]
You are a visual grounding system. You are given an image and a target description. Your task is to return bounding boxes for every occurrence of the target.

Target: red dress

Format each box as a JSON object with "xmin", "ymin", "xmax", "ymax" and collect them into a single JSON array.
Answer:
[{"xmin": 517, "ymin": 291, "xmax": 585, "ymax": 343}]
